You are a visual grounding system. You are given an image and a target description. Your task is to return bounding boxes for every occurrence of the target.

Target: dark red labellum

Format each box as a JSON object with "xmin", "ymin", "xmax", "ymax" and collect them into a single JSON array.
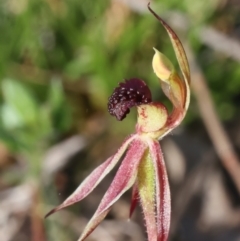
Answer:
[{"xmin": 108, "ymin": 78, "xmax": 152, "ymax": 121}]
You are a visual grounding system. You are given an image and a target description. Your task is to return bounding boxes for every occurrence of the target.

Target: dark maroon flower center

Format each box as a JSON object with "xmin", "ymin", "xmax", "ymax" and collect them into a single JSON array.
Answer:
[{"xmin": 108, "ymin": 78, "xmax": 152, "ymax": 121}]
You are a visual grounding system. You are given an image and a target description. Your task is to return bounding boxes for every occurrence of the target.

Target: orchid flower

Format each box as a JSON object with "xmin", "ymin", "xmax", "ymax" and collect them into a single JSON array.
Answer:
[{"xmin": 45, "ymin": 4, "xmax": 191, "ymax": 241}]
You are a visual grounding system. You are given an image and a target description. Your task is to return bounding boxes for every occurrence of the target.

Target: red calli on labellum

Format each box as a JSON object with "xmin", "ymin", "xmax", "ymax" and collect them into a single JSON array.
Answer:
[{"xmin": 45, "ymin": 4, "xmax": 191, "ymax": 241}]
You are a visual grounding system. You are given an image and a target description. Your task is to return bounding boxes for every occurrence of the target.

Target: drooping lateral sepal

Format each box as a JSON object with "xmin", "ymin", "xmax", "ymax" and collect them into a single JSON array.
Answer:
[
  {"xmin": 78, "ymin": 138, "xmax": 148, "ymax": 241},
  {"xmin": 148, "ymin": 139, "xmax": 171, "ymax": 241},
  {"xmin": 45, "ymin": 135, "xmax": 135, "ymax": 218},
  {"xmin": 137, "ymin": 147, "xmax": 158, "ymax": 241}
]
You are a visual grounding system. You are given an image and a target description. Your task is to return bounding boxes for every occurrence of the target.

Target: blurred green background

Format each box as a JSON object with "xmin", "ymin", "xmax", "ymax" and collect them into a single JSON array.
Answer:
[{"xmin": 1, "ymin": 0, "xmax": 240, "ymax": 241}]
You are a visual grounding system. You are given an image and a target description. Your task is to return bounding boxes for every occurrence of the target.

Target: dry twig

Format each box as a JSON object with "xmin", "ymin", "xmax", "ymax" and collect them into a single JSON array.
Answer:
[{"xmin": 184, "ymin": 42, "xmax": 240, "ymax": 194}]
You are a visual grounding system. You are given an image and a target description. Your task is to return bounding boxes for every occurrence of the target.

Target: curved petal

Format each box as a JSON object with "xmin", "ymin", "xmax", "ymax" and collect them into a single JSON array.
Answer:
[
  {"xmin": 148, "ymin": 4, "xmax": 190, "ymax": 86},
  {"xmin": 78, "ymin": 138, "xmax": 148, "ymax": 241},
  {"xmin": 45, "ymin": 135, "xmax": 135, "ymax": 218},
  {"xmin": 148, "ymin": 139, "xmax": 171, "ymax": 241},
  {"xmin": 148, "ymin": 4, "xmax": 191, "ymax": 138}
]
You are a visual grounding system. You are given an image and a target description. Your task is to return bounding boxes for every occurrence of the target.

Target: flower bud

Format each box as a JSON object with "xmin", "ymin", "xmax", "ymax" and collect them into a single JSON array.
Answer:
[{"xmin": 152, "ymin": 48, "xmax": 174, "ymax": 82}]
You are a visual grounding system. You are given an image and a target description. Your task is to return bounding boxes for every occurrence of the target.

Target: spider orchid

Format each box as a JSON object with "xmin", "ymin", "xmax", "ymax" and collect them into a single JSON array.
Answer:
[{"xmin": 45, "ymin": 4, "xmax": 190, "ymax": 241}]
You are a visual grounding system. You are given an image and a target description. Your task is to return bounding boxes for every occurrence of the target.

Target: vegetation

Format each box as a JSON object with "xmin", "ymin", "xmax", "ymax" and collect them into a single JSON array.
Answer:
[{"xmin": 0, "ymin": 1, "xmax": 240, "ymax": 241}]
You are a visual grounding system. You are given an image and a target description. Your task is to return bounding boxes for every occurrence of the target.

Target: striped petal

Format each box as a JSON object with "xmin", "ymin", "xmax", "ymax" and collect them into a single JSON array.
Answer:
[
  {"xmin": 137, "ymin": 147, "xmax": 158, "ymax": 241},
  {"xmin": 149, "ymin": 139, "xmax": 171, "ymax": 241},
  {"xmin": 45, "ymin": 135, "xmax": 135, "ymax": 218},
  {"xmin": 78, "ymin": 138, "xmax": 148, "ymax": 241}
]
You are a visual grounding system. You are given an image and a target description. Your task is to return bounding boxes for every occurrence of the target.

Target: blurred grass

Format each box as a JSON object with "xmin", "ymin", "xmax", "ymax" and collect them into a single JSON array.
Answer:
[{"xmin": 1, "ymin": 0, "xmax": 240, "ymax": 240}]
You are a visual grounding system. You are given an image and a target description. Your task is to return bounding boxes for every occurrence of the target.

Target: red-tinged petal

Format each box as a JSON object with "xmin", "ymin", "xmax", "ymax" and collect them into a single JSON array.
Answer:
[
  {"xmin": 78, "ymin": 138, "xmax": 148, "ymax": 241},
  {"xmin": 149, "ymin": 139, "xmax": 171, "ymax": 241},
  {"xmin": 129, "ymin": 182, "xmax": 139, "ymax": 219},
  {"xmin": 137, "ymin": 148, "xmax": 158, "ymax": 241},
  {"xmin": 45, "ymin": 135, "xmax": 135, "ymax": 218}
]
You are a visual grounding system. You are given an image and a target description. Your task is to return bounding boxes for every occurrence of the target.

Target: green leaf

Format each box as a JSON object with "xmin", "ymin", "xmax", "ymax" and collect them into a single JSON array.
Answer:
[
  {"xmin": 48, "ymin": 77, "xmax": 65, "ymax": 111},
  {"xmin": 1, "ymin": 78, "xmax": 38, "ymax": 126},
  {"xmin": 47, "ymin": 78, "xmax": 71, "ymax": 134},
  {"xmin": 1, "ymin": 104, "xmax": 23, "ymax": 129}
]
